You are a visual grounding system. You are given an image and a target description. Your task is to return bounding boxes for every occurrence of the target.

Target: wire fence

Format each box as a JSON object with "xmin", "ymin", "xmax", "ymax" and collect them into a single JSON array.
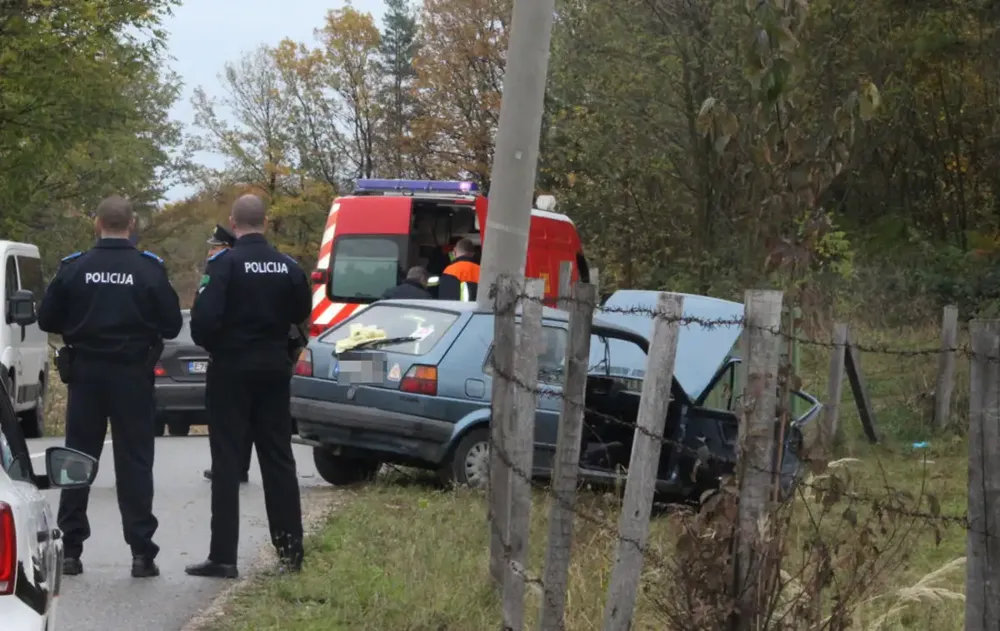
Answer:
[{"xmin": 476, "ymin": 273, "xmax": 991, "ymax": 631}]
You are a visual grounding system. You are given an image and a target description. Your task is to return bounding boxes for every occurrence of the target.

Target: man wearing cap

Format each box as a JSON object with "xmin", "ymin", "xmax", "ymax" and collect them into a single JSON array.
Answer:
[{"xmin": 200, "ymin": 225, "xmax": 252, "ymax": 484}]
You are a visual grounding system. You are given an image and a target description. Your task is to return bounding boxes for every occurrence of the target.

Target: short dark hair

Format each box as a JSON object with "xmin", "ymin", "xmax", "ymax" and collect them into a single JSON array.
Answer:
[
  {"xmin": 231, "ymin": 194, "xmax": 267, "ymax": 229},
  {"xmin": 454, "ymin": 238, "xmax": 475, "ymax": 256},
  {"xmin": 406, "ymin": 266, "xmax": 429, "ymax": 284},
  {"xmin": 96, "ymin": 195, "xmax": 134, "ymax": 232}
]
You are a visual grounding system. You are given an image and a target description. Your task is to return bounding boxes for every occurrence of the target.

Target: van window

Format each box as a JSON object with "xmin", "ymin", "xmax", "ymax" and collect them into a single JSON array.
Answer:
[
  {"xmin": 16, "ymin": 256, "xmax": 43, "ymax": 303},
  {"xmin": 4, "ymin": 256, "xmax": 17, "ymax": 300},
  {"xmin": 329, "ymin": 236, "xmax": 405, "ymax": 301},
  {"xmin": 321, "ymin": 303, "xmax": 459, "ymax": 356},
  {"xmin": 484, "ymin": 325, "xmax": 568, "ymax": 386}
]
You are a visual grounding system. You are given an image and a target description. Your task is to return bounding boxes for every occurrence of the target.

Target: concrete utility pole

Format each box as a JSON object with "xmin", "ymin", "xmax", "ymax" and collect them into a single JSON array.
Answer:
[{"xmin": 476, "ymin": 0, "xmax": 557, "ymax": 309}]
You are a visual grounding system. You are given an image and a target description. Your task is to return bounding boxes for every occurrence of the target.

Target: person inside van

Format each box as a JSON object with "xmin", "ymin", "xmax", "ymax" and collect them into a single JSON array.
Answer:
[
  {"xmin": 382, "ymin": 266, "xmax": 432, "ymax": 300},
  {"xmin": 438, "ymin": 238, "xmax": 479, "ymax": 302}
]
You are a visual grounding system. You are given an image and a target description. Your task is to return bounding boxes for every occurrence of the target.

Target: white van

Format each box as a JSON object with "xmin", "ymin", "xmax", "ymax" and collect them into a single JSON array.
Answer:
[{"xmin": 0, "ymin": 242, "xmax": 48, "ymax": 438}]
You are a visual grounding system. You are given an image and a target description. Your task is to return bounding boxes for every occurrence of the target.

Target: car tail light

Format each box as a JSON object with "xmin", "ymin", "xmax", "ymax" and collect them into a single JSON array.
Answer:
[
  {"xmin": 154, "ymin": 362, "xmax": 167, "ymax": 377},
  {"xmin": 400, "ymin": 365, "xmax": 437, "ymax": 396},
  {"xmin": 294, "ymin": 349, "xmax": 313, "ymax": 377},
  {"xmin": 310, "ymin": 269, "xmax": 327, "ymax": 284},
  {"xmin": 0, "ymin": 501, "xmax": 16, "ymax": 596}
]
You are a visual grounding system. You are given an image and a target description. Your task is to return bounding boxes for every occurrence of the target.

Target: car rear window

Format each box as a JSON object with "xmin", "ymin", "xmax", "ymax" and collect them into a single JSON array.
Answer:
[{"xmin": 321, "ymin": 304, "xmax": 459, "ymax": 356}]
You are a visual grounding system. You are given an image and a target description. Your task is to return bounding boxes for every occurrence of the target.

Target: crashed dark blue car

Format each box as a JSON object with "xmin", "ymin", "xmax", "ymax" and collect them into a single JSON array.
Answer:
[{"xmin": 289, "ymin": 290, "xmax": 821, "ymax": 501}]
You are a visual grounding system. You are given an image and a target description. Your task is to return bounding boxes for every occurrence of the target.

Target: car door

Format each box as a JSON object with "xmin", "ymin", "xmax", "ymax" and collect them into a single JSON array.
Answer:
[
  {"xmin": 13, "ymin": 255, "xmax": 46, "ymax": 407},
  {"xmin": 482, "ymin": 321, "xmax": 568, "ymax": 473},
  {"xmin": 2, "ymin": 255, "xmax": 21, "ymax": 409},
  {"xmin": 0, "ymin": 387, "xmax": 56, "ymax": 622}
]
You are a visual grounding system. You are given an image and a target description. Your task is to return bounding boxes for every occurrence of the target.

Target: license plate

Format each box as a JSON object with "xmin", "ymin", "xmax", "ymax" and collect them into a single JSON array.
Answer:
[{"xmin": 188, "ymin": 361, "xmax": 208, "ymax": 374}]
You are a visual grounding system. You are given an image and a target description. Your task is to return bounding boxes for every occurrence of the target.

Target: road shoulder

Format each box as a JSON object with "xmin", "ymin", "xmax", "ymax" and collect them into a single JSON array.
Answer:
[{"xmin": 180, "ymin": 486, "xmax": 346, "ymax": 631}]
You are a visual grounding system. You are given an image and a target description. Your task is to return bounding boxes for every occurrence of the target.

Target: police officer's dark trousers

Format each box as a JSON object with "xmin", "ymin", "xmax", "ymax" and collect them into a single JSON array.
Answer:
[
  {"xmin": 58, "ymin": 356, "xmax": 159, "ymax": 560},
  {"xmin": 206, "ymin": 361, "xmax": 302, "ymax": 565}
]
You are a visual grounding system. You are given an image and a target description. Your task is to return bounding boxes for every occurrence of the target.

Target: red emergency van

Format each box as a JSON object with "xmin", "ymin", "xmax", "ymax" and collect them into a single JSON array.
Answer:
[{"xmin": 308, "ymin": 179, "xmax": 590, "ymax": 337}]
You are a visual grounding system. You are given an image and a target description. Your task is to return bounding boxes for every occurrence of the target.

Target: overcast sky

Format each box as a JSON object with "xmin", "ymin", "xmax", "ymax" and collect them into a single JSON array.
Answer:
[{"xmin": 161, "ymin": 0, "xmax": 387, "ymax": 202}]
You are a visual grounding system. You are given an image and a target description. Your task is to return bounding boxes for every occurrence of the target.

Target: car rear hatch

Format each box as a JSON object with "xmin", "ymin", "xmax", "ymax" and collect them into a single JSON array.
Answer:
[
  {"xmin": 157, "ymin": 311, "xmax": 209, "ymax": 381},
  {"xmin": 297, "ymin": 301, "xmax": 469, "ymax": 414}
]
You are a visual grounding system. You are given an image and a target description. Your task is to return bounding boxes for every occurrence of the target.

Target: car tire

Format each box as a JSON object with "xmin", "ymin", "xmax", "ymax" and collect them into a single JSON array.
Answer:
[
  {"xmin": 168, "ymin": 421, "xmax": 191, "ymax": 437},
  {"xmin": 440, "ymin": 428, "xmax": 491, "ymax": 489},
  {"xmin": 154, "ymin": 417, "xmax": 166, "ymax": 437},
  {"xmin": 312, "ymin": 448, "xmax": 379, "ymax": 486},
  {"xmin": 18, "ymin": 379, "xmax": 45, "ymax": 439}
]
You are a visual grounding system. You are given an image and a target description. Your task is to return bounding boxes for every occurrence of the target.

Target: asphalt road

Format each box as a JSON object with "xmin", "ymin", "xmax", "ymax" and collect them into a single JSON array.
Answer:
[{"xmin": 26, "ymin": 435, "xmax": 326, "ymax": 631}]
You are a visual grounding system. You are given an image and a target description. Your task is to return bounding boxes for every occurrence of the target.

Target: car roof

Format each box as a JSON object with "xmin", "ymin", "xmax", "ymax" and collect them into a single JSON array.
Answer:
[{"xmin": 374, "ymin": 299, "xmax": 641, "ymax": 338}]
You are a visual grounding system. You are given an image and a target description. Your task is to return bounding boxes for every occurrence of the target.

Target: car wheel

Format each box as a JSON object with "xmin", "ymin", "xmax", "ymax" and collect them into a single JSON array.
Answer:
[
  {"xmin": 168, "ymin": 421, "xmax": 191, "ymax": 437},
  {"xmin": 312, "ymin": 448, "xmax": 379, "ymax": 486},
  {"xmin": 18, "ymin": 381, "xmax": 44, "ymax": 439},
  {"xmin": 441, "ymin": 428, "xmax": 491, "ymax": 488},
  {"xmin": 154, "ymin": 417, "xmax": 166, "ymax": 437}
]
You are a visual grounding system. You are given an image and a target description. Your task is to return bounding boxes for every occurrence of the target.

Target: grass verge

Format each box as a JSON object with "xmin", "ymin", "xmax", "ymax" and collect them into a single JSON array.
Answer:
[
  {"xmin": 203, "ymin": 447, "xmax": 967, "ymax": 631},
  {"xmin": 203, "ymin": 322, "xmax": 973, "ymax": 630}
]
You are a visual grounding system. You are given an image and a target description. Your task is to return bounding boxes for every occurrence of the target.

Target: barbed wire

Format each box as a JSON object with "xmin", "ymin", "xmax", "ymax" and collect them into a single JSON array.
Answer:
[
  {"xmin": 493, "ymin": 288, "xmax": 999, "ymax": 360},
  {"xmin": 483, "ymin": 355, "xmax": 976, "ymax": 535}
]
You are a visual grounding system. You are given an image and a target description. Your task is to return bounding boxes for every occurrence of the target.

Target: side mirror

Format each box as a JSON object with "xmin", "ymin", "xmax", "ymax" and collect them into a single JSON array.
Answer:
[
  {"xmin": 6, "ymin": 289, "xmax": 36, "ymax": 326},
  {"xmin": 45, "ymin": 447, "xmax": 98, "ymax": 489}
]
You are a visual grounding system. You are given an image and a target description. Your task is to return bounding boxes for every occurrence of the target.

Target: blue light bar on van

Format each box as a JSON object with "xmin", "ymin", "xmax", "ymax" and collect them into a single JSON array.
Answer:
[{"xmin": 354, "ymin": 179, "xmax": 479, "ymax": 194}]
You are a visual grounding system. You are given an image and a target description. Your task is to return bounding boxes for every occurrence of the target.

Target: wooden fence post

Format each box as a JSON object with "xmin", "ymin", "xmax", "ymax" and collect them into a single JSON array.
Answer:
[
  {"xmin": 843, "ymin": 331, "xmax": 881, "ymax": 443},
  {"xmin": 935, "ymin": 305, "xmax": 959, "ymax": 430},
  {"xmin": 731, "ymin": 289, "xmax": 784, "ymax": 631},
  {"xmin": 966, "ymin": 320, "xmax": 1000, "ymax": 629},
  {"xmin": 489, "ymin": 275, "xmax": 520, "ymax": 585},
  {"xmin": 557, "ymin": 260, "xmax": 573, "ymax": 311},
  {"xmin": 601, "ymin": 292, "xmax": 684, "ymax": 631},
  {"xmin": 539, "ymin": 281, "xmax": 597, "ymax": 631},
  {"xmin": 820, "ymin": 323, "xmax": 848, "ymax": 451},
  {"xmin": 502, "ymin": 278, "xmax": 546, "ymax": 631}
]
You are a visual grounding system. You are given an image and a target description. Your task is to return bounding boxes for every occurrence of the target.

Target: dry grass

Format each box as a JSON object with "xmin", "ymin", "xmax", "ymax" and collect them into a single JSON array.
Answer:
[
  {"xmin": 44, "ymin": 365, "xmax": 67, "ymax": 436},
  {"xmin": 203, "ymin": 322, "xmax": 974, "ymax": 630},
  {"xmin": 202, "ymin": 446, "xmax": 968, "ymax": 631}
]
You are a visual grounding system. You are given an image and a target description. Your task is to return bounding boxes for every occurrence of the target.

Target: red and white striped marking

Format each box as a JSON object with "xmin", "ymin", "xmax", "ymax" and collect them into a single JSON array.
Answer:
[{"xmin": 309, "ymin": 202, "xmax": 361, "ymax": 334}]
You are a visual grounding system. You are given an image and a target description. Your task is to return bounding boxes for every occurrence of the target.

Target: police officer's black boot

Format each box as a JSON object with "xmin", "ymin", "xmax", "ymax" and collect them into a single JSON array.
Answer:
[
  {"xmin": 131, "ymin": 555, "xmax": 160, "ymax": 578},
  {"xmin": 62, "ymin": 557, "xmax": 83, "ymax": 576},
  {"xmin": 185, "ymin": 559, "xmax": 239, "ymax": 579}
]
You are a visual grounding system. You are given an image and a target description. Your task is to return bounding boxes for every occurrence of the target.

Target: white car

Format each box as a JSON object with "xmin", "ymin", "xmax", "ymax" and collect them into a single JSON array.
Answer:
[
  {"xmin": 0, "ymin": 291, "xmax": 97, "ymax": 630},
  {"xmin": 0, "ymin": 241, "xmax": 50, "ymax": 439}
]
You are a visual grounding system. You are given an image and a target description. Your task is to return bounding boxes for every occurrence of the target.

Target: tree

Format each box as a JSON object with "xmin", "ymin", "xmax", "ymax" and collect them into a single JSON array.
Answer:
[
  {"xmin": 0, "ymin": 0, "xmax": 182, "ymax": 250},
  {"xmin": 377, "ymin": 0, "xmax": 420, "ymax": 178},
  {"xmin": 411, "ymin": 0, "xmax": 511, "ymax": 186},
  {"xmin": 272, "ymin": 38, "xmax": 347, "ymax": 190},
  {"xmin": 318, "ymin": 5, "xmax": 384, "ymax": 179},
  {"xmin": 190, "ymin": 45, "xmax": 297, "ymax": 197}
]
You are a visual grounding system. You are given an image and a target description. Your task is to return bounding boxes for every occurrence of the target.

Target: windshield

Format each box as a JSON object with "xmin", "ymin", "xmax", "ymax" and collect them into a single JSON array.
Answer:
[
  {"xmin": 320, "ymin": 303, "xmax": 460, "ymax": 355},
  {"xmin": 329, "ymin": 236, "xmax": 405, "ymax": 302},
  {"xmin": 589, "ymin": 335, "xmax": 648, "ymax": 391}
]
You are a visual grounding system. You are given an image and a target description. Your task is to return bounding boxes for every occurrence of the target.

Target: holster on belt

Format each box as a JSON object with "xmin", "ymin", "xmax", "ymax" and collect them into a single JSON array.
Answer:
[
  {"xmin": 287, "ymin": 322, "xmax": 308, "ymax": 363},
  {"xmin": 54, "ymin": 346, "xmax": 74, "ymax": 384}
]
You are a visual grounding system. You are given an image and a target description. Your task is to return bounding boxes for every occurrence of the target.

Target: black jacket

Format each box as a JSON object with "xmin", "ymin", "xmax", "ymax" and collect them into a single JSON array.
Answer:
[
  {"xmin": 38, "ymin": 239, "xmax": 182, "ymax": 361},
  {"xmin": 382, "ymin": 279, "xmax": 432, "ymax": 300},
  {"xmin": 190, "ymin": 233, "xmax": 311, "ymax": 369}
]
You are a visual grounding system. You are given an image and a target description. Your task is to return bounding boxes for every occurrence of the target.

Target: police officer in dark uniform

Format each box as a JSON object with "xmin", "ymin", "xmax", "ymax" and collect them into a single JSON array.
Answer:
[
  {"xmin": 198, "ymin": 224, "xmax": 252, "ymax": 485},
  {"xmin": 38, "ymin": 195, "xmax": 182, "ymax": 578},
  {"xmin": 187, "ymin": 194, "xmax": 311, "ymax": 578}
]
